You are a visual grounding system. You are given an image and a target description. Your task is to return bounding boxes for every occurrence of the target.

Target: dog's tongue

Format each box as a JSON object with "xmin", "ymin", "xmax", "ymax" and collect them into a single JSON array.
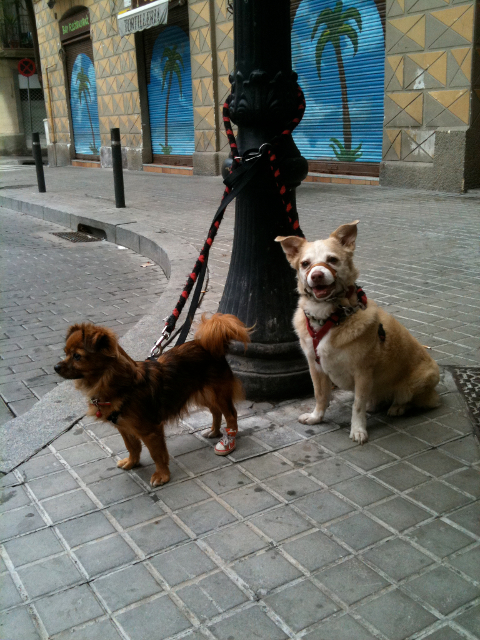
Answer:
[{"xmin": 313, "ymin": 286, "xmax": 331, "ymax": 299}]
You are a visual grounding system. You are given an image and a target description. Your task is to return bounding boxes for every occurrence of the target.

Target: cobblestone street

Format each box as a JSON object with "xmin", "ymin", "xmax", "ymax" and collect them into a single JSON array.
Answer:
[{"xmin": 0, "ymin": 166, "xmax": 479, "ymax": 640}]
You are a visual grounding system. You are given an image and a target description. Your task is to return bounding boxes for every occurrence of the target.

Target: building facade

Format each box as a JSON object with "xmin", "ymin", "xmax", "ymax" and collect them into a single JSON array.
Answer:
[{"xmin": 32, "ymin": 0, "xmax": 479, "ymax": 191}]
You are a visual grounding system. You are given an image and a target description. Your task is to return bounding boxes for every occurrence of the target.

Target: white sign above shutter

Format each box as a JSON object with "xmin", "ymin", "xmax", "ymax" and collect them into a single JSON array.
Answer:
[{"xmin": 117, "ymin": 0, "xmax": 168, "ymax": 37}]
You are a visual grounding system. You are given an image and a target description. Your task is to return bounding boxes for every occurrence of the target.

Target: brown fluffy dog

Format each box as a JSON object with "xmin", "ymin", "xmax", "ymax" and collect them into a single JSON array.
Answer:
[
  {"xmin": 276, "ymin": 221, "xmax": 440, "ymax": 444},
  {"xmin": 54, "ymin": 314, "xmax": 250, "ymax": 486}
]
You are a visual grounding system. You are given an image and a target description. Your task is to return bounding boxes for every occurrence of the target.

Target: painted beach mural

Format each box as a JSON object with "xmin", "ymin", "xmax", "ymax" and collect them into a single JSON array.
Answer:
[
  {"xmin": 70, "ymin": 53, "xmax": 101, "ymax": 156},
  {"xmin": 292, "ymin": 0, "xmax": 385, "ymax": 163},
  {"xmin": 148, "ymin": 25, "xmax": 194, "ymax": 156}
]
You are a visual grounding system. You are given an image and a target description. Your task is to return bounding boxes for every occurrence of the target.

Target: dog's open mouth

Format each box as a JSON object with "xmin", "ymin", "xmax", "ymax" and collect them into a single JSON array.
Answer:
[{"xmin": 311, "ymin": 283, "xmax": 336, "ymax": 299}]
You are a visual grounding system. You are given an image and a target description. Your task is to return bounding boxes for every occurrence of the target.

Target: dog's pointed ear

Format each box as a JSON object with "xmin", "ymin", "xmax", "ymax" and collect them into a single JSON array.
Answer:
[
  {"xmin": 275, "ymin": 236, "xmax": 307, "ymax": 264},
  {"xmin": 84, "ymin": 327, "xmax": 118, "ymax": 356},
  {"xmin": 330, "ymin": 220, "xmax": 359, "ymax": 250},
  {"xmin": 66, "ymin": 324, "xmax": 84, "ymax": 341}
]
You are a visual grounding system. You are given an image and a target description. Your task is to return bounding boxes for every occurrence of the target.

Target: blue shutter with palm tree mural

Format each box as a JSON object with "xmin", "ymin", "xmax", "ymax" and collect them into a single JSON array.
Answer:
[
  {"xmin": 147, "ymin": 25, "xmax": 194, "ymax": 159},
  {"xmin": 291, "ymin": 0, "xmax": 385, "ymax": 165},
  {"xmin": 68, "ymin": 47, "xmax": 101, "ymax": 158}
]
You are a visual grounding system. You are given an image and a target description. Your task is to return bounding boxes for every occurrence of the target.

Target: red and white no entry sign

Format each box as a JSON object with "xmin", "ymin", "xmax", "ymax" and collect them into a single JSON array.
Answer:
[{"xmin": 18, "ymin": 58, "xmax": 36, "ymax": 77}]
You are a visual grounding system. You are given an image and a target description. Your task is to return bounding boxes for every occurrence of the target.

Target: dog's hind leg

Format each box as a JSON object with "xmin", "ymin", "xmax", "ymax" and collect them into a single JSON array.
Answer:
[
  {"xmin": 117, "ymin": 429, "xmax": 142, "ymax": 470},
  {"xmin": 142, "ymin": 429, "xmax": 170, "ymax": 486},
  {"xmin": 412, "ymin": 387, "xmax": 441, "ymax": 410},
  {"xmin": 202, "ymin": 405, "xmax": 223, "ymax": 439},
  {"xmin": 214, "ymin": 395, "xmax": 238, "ymax": 456},
  {"xmin": 299, "ymin": 362, "xmax": 331, "ymax": 425}
]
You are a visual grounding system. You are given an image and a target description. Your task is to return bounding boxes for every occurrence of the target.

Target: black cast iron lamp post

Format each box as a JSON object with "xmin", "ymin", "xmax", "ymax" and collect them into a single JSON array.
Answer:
[{"xmin": 218, "ymin": 0, "xmax": 310, "ymax": 399}]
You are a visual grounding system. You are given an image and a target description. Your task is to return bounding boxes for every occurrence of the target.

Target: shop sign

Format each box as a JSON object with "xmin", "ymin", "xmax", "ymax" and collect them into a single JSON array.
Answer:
[
  {"xmin": 59, "ymin": 10, "xmax": 90, "ymax": 42},
  {"xmin": 117, "ymin": 0, "xmax": 168, "ymax": 36}
]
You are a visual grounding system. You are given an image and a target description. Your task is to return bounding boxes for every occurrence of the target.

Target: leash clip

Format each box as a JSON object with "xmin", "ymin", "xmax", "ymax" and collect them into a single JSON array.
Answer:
[{"xmin": 149, "ymin": 320, "xmax": 171, "ymax": 359}]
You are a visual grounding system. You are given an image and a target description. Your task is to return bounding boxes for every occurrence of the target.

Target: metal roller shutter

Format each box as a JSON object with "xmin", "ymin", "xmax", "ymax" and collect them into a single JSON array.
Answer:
[
  {"xmin": 143, "ymin": 2, "xmax": 194, "ymax": 164},
  {"xmin": 65, "ymin": 36, "xmax": 101, "ymax": 160},
  {"xmin": 291, "ymin": 0, "xmax": 386, "ymax": 176}
]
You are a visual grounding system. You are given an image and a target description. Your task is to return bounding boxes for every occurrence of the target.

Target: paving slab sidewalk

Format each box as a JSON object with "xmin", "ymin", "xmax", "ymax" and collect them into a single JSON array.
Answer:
[{"xmin": 0, "ymin": 165, "xmax": 479, "ymax": 640}]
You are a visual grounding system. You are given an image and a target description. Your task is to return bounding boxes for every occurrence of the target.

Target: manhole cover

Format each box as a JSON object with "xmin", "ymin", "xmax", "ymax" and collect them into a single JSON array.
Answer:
[
  {"xmin": 52, "ymin": 231, "xmax": 101, "ymax": 243},
  {"xmin": 451, "ymin": 367, "xmax": 480, "ymax": 433}
]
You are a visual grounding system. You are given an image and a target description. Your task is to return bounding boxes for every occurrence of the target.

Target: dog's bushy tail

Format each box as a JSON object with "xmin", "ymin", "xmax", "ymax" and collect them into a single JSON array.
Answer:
[{"xmin": 194, "ymin": 313, "xmax": 250, "ymax": 358}]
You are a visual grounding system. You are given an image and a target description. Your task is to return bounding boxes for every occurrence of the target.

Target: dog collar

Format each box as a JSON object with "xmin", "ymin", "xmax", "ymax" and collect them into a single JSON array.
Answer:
[
  {"xmin": 91, "ymin": 398, "xmax": 111, "ymax": 418},
  {"xmin": 305, "ymin": 285, "xmax": 367, "ymax": 365}
]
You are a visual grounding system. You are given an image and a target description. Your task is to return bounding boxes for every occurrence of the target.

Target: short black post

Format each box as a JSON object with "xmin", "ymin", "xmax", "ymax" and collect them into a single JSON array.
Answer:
[
  {"xmin": 32, "ymin": 132, "xmax": 46, "ymax": 193},
  {"xmin": 111, "ymin": 128, "xmax": 125, "ymax": 208}
]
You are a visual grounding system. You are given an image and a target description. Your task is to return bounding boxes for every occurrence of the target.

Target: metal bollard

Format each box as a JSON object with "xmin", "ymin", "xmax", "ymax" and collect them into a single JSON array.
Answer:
[
  {"xmin": 32, "ymin": 132, "xmax": 46, "ymax": 193},
  {"xmin": 111, "ymin": 128, "xmax": 125, "ymax": 208}
]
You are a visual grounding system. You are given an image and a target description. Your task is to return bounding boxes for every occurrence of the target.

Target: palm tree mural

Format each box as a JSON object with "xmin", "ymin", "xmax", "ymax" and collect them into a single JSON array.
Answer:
[
  {"xmin": 311, "ymin": 0, "xmax": 363, "ymax": 161},
  {"xmin": 160, "ymin": 44, "xmax": 184, "ymax": 154},
  {"xmin": 76, "ymin": 65, "xmax": 99, "ymax": 155}
]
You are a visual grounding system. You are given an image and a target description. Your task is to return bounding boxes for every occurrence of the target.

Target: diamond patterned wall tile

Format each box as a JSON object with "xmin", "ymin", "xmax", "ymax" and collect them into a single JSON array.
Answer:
[
  {"xmin": 386, "ymin": 55, "xmax": 404, "ymax": 90},
  {"xmin": 387, "ymin": 0, "xmax": 406, "ymax": 18},
  {"xmin": 406, "ymin": 0, "xmax": 449, "ymax": 12},
  {"xmin": 189, "ymin": 1, "xmax": 210, "ymax": 29},
  {"xmin": 405, "ymin": 51, "xmax": 447, "ymax": 89},
  {"xmin": 447, "ymin": 48, "xmax": 472, "ymax": 87},
  {"xmin": 426, "ymin": 5, "xmax": 474, "ymax": 49},
  {"xmin": 383, "ymin": 128, "xmax": 402, "ymax": 159},
  {"xmin": 385, "ymin": 91, "xmax": 424, "ymax": 125},
  {"xmin": 401, "ymin": 128, "xmax": 435, "ymax": 160},
  {"xmin": 425, "ymin": 88, "xmax": 470, "ymax": 124},
  {"xmin": 387, "ymin": 15, "xmax": 426, "ymax": 53}
]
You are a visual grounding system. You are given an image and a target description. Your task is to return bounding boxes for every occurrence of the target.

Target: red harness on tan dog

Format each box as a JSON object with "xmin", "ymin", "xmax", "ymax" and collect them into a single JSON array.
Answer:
[{"xmin": 305, "ymin": 285, "xmax": 367, "ymax": 365}]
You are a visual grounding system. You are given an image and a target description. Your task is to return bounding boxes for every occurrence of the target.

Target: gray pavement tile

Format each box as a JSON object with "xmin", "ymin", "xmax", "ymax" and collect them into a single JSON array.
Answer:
[
  {"xmin": 435, "ymin": 411, "xmax": 474, "ymax": 432},
  {"xmin": 232, "ymin": 549, "xmax": 302, "ymax": 595},
  {"xmin": 307, "ymin": 458, "xmax": 359, "ymax": 486},
  {"xmin": 373, "ymin": 462, "xmax": 429, "ymax": 491},
  {"xmin": 447, "ymin": 500, "xmax": 480, "ymax": 537},
  {"xmin": 115, "ymin": 594, "xmax": 192, "ymax": 640},
  {"xmin": 440, "ymin": 435, "xmax": 480, "ymax": 464},
  {"xmin": 420, "ymin": 626, "xmax": 466, "ymax": 640},
  {"xmin": 326, "ymin": 512, "xmax": 391, "ymax": 551},
  {"xmin": 408, "ymin": 422, "xmax": 460, "ymax": 445},
  {"xmin": 406, "ymin": 565, "xmax": 480, "ymax": 615},
  {"xmin": 4, "ymin": 527, "xmax": 63, "ymax": 567},
  {"xmin": 339, "ymin": 444, "xmax": 397, "ymax": 471},
  {"xmin": 167, "ymin": 433, "xmax": 209, "ymax": 457},
  {"xmin": 362, "ymin": 538, "xmax": 434, "ymax": 582},
  {"xmin": 277, "ymin": 441, "xmax": 329, "ymax": 469},
  {"xmin": 54, "ymin": 618, "xmax": 123, "ymax": 640},
  {"xmin": 315, "ymin": 558, "xmax": 389, "ymax": 606},
  {"xmin": 303, "ymin": 614, "xmax": 377, "ymax": 640},
  {"xmin": 41, "ymin": 489, "xmax": 98, "ymax": 523},
  {"xmin": 406, "ymin": 519, "xmax": 474, "ymax": 558},
  {"xmin": 209, "ymin": 604, "xmax": 288, "ymax": 640},
  {"xmin": 178, "ymin": 498, "xmax": 238, "ymax": 534},
  {"xmin": 0, "ymin": 572, "xmax": 23, "ymax": 610},
  {"xmin": 75, "ymin": 534, "xmax": 137, "ymax": 578},
  {"xmin": 0, "ymin": 556, "xmax": 7, "ymax": 574},
  {"xmin": 177, "ymin": 571, "xmax": 248, "ymax": 621},
  {"xmin": 56, "ymin": 511, "xmax": 116, "ymax": 548},
  {"xmin": 228, "ymin": 436, "xmax": 270, "ymax": 461},
  {"xmin": 254, "ymin": 425, "xmax": 303, "ymax": 448},
  {"xmin": 200, "ymin": 465, "xmax": 253, "ymax": 494},
  {"xmin": 59, "ymin": 442, "xmax": 108, "ymax": 467},
  {"xmin": 281, "ymin": 530, "xmax": 349, "ymax": 572},
  {"xmin": 157, "ymin": 479, "xmax": 210, "ymax": 510},
  {"xmin": 448, "ymin": 545, "xmax": 480, "ymax": 581},
  {"xmin": 265, "ymin": 579, "xmax": 339, "ymax": 632},
  {"xmin": 407, "ymin": 480, "xmax": 473, "ymax": 514},
  {"xmin": 128, "ymin": 517, "xmax": 190, "ymax": 555},
  {"xmin": 333, "ymin": 475, "xmax": 393, "ymax": 507},
  {"xmin": 18, "ymin": 553, "xmax": 83, "ymax": 599},
  {"xmin": 220, "ymin": 483, "xmax": 280, "ymax": 518},
  {"xmin": 9, "ymin": 397, "xmax": 38, "ymax": 416},
  {"xmin": 74, "ymin": 457, "xmax": 124, "ymax": 484},
  {"xmin": 27, "ymin": 470, "xmax": 79, "ymax": 500},
  {"xmin": 93, "ymin": 563, "xmax": 163, "ymax": 611},
  {"xmin": 34, "ymin": 584, "xmax": 105, "ymax": 636},
  {"xmin": 313, "ymin": 429, "xmax": 357, "ymax": 453},
  {"xmin": 250, "ymin": 505, "xmax": 312, "ymax": 542},
  {"xmin": 205, "ymin": 523, "xmax": 267, "ymax": 563},
  {"xmin": 0, "ymin": 605, "xmax": 41, "ymax": 640},
  {"xmin": 294, "ymin": 490, "xmax": 355, "ymax": 524},
  {"xmin": 149, "ymin": 542, "xmax": 216, "ymax": 586},
  {"xmin": 368, "ymin": 496, "xmax": 431, "ymax": 532},
  {"xmin": 0, "ymin": 485, "xmax": 31, "ymax": 513},
  {"xmin": 88, "ymin": 474, "xmax": 144, "ymax": 506},
  {"xmin": 0, "ymin": 504, "xmax": 45, "ymax": 542},
  {"xmin": 355, "ymin": 589, "xmax": 438, "ymax": 640},
  {"xmin": 408, "ymin": 450, "xmax": 465, "ymax": 477},
  {"xmin": 376, "ymin": 432, "xmax": 430, "ymax": 458},
  {"xmin": 101, "ymin": 434, "xmax": 128, "ymax": 455},
  {"xmin": 52, "ymin": 426, "xmax": 92, "ymax": 450},
  {"xmin": 172, "ymin": 448, "xmax": 231, "ymax": 474},
  {"xmin": 18, "ymin": 453, "xmax": 64, "ymax": 480},
  {"xmin": 239, "ymin": 453, "xmax": 292, "ymax": 479},
  {"xmin": 107, "ymin": 495, "xmax": 164, "ymax": 529},
  {"xmin": 263, "ymin": 470, "xmax": 320, "ymax": 501},
  {"xmin": 0, "ymin": 381, "xmax": 33, "ymax": 403},
  {"xmin": 455, "ymin": 602, "xmax": 480, "ymax": 638}
]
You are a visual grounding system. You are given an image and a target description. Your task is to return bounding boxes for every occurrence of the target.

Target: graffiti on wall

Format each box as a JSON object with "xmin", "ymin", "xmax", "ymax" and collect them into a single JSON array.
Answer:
[
  {"xmin": 292, "ymin": 0, "xmax": 385, "ymax": 163},
  {"xmin": 70, "ymin": 53, "xmax": 101, "ymax": 156}
]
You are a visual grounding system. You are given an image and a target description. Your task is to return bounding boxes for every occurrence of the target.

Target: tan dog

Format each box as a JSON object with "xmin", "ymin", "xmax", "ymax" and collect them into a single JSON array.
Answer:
[{"xmin": 276, "ymin": 221, "xmax": 440, "ymax": 444}]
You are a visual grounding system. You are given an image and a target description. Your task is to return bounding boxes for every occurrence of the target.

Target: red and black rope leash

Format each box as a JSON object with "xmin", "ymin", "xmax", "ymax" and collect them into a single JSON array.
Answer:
[{"xmin": 149, "ymin": 85, "xmax": 307, "ymax": 359}]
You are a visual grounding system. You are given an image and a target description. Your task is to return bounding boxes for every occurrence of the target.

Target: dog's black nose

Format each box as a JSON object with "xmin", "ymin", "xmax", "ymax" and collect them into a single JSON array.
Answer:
[{"xmin": 54, "ymin": 364, "xmax": 61, "ymax": 373}]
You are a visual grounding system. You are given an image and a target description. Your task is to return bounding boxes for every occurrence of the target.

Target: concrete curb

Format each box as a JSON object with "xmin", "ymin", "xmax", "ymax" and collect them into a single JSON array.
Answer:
[{"xmin": 0, "ymin": 193, "xmax": 199, "ymax": 473}]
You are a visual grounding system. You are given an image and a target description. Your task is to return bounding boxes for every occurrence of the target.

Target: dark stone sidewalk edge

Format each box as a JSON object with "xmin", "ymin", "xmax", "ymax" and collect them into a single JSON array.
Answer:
[{"xmin": 0, "ymin": 193, "xmax": 199, "ymax": 474}]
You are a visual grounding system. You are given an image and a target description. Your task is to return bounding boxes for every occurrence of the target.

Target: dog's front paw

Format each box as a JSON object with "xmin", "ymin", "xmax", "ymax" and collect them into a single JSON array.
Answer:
[
  {"xmin": 117, "ymin": 456, "xmax": 140, "ymax": 470},
  {"xmin": 201, "ymin": 427, "xmax": 221, "ymax": 439},
  {"xmin": 298, "ymin": 412, "xmax": 324, "ymax": 425},
  {"xmin": 350, "ymin": 427, "xmax": 368, "ymax": 444},
  {"xmin": 387, "ymin": 403, "xmax": 406, "ymax": 417},
  {"xmin": 150, "ymin": 470, "xmax": 170, "ymax": 487}
]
